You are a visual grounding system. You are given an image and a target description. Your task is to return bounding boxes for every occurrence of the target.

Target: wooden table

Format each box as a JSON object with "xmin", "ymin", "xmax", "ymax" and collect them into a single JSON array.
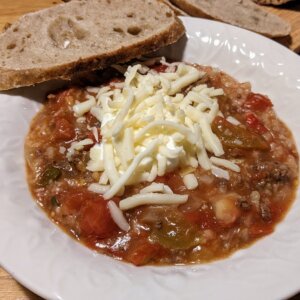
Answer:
[{"xmin": 0, "ymin": 1, "xmax": 299, "ymax": 299}]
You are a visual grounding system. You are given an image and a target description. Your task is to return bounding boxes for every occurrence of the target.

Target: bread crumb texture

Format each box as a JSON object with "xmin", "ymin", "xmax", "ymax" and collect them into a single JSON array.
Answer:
[{"xmin": 0, "ymin": 0, "xmax": 185, "ymax": 90}]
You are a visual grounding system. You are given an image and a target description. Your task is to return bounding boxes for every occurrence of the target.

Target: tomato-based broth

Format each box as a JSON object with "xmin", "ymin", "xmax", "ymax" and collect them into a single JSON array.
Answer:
[{"xmin": 25, "ymin": 60, "xmax": 299, "ymax": 266}]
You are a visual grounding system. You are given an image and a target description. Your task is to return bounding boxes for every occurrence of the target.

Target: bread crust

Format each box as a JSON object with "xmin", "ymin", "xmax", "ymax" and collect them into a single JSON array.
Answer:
[
  {"xmin": 253, "ymin": 0, "xmax": 294, "ymax": 5},
  {"xmin": 0, "ymin": 1, "xmax": 185, "ymax": 91},
  {"xmin": 161, "ymin": 0, "xmax": 188, "ymax": 16},
  {"xmin": 171, "ymin": 0, "xmax": 291, "ymax": 37}
]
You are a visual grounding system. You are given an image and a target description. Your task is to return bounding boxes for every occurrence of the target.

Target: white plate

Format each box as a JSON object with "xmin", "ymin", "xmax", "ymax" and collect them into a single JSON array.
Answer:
[{"xmin": 0, "ymin": 17, "xmax": 300, "ymax": 300}]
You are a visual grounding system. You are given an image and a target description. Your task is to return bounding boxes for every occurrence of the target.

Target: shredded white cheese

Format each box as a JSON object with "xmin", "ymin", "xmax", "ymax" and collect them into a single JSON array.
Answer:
[
  {"xmin": 103, "ymin": 140, "xmax": 158, "ymax": 199},
  {"xmin": 211, "ymin": 165, "xmax": 230, "ymax": 180},
  {"xmin": 66, "ymin": 139, "xmax": 93, "ymax": 160},
  {"xmin": 73, "ymin": 96, "xmax": 96, "ymax": 117},
  {"xmin": 88, "ymin": 183, "xmax": 110, "ymax": 194},
  {"xmin": 92, "ymin": 127, "xmax": 99, "ymax": 142},
  {"xmin": 210, "ymin": 156, "xmax": 241, "ymax": 172},
  {"xmin": 140, "ymin": 183, "xmax": 174, "ymax": 194},
  {"xmin": 183, "ymin": 173, "xmax": 199, "ymax": 190},
  {"xmin": 107, "ymin": 201, "xmax": 130, "ymax": 231},
  {"xmin": 226, "ymin": 116, "xmax": 240, "ymax": 125},
  {"xmin": 119, "ymin": 193, "xmax": 188, "ymax": 211},
  {"xmin": 66, "ymin": 58, "xmax": 243, "ymax": 224}
]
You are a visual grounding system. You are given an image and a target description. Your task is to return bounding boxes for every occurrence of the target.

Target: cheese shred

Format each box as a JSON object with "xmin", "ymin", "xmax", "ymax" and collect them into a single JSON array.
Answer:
[
  {"xmin": 66, "ymin": 58, "xmax": 243, "ymax": 228},
  {"xmin": 119, "ymin": 193, "xmax": 188, "ymax": 211}
]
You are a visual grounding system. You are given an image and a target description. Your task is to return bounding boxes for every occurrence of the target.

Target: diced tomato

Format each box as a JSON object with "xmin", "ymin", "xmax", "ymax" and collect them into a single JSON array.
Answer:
[
  {"xmin": 79, "ymin": 198, "xmax": 117, "ymax": 238},
  {"xmin": 244, "ymin": 113, "xmax": 268, "ymax": 134},
  {"xmin": 184, "ymin": 209, "xmax": 217, "ymax": 230},
  {"xmin": 60, "ymin": 187, "xmax": 94, "ymax": 215},
  {"xmin": 249, "ymin": 223, "xmax": 273, "ymax": 238},
  {"xmin": 125, "ymin": 239, "xmax": 161, "ymax": 266},
  {"xmin": 152, "ymin": 64, "xmax": 169, "ymax": 73},
  {"xmin": 59, "ymin": 187, "xmax": 117, "ymax": 238},
  {"xmin": 54, "ymin": 117, "xmax": 75, "ymax": 141},
  {"xmin": 61, "ymin": 193, "xmax": 85, "ymax": 215},
  {"xmin": 244, "ymin": 93, "xmax": 273, "ymax": 112}
]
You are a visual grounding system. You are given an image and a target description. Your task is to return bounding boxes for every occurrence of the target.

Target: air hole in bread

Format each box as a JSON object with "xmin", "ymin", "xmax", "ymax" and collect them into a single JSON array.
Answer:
[
  {"xmin": 127, "ymin": 13, "xmax": 134, "ymax": 18},
  {"xmin": 13, "ymin": 27, "xmax": 18, "ymax": 32},
  {"xmin": 7, "ymin": 43, "xmax": 16, "ymax": 50},
  {"xmin": 76, "ymin": 16, "xmax": 84, "ymax": 21},
  {"xmin": 48, "ymin": 16, "xmax": 88, "ymax": 49},
  {"xmin": 113, "ymin": 27, "xmax": 124, "ymax": 33},
  {"xmin": 166, "ymin": 12, "xmax": 172, "ymax": 17},
  {"xmin": 19, "ymin": 48, "xmax": 24, "ymax": 53},
  {"xmin": 127, "ymin": 26, "xmax": 141, "ymax": 36},
  {"xmin": 26, "ymin": 34, "xmax": 31, "ymax": 38}
]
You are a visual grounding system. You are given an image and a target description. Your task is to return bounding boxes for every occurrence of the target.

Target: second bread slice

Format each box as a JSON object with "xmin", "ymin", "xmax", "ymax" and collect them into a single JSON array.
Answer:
[{"xmin": 171, "ymin": 0, "xmax": 290, "ymax": 37}]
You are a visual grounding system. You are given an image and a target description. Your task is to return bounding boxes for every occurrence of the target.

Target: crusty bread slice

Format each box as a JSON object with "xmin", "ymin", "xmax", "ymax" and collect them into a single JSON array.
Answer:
[
  {"xmin": 170, "ymin": 0, "xmax": 290, "ymax": 37},
  {"xmin": 162, "ymin": 0, "xmax": 188, "ymax": 16},
  {"xmin": 0, "ymin": 0, "xmax": 184, "ymax": 91},
  {"xmin": 253, "ymin": 0, "xmax": 294, "ymax": 5}
]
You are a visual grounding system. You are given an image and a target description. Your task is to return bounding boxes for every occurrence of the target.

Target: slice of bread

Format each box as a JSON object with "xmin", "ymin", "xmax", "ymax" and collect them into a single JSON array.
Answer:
[
  {"xmin": 0, "ymin": 0, "xmax": 185, "ymax": 91},
  {"xmin": 171, "ymin": 0, "xmax": 290, "ymax": 37},
  {"xmin": 162, "ymin": 0, "xmax": 188, "ymax": 16},
  {"xmin": 253, "ymin": 0, "xmax": 294, "ymax": 5}
]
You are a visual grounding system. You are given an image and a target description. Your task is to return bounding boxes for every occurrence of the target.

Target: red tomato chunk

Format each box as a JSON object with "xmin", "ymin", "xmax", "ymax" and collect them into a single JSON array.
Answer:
[
  {"xmin": 244, "ymin": 112, "xmax": 268, "ymax": 134},
  {"xmin": 244, "ymin": 93, "xmax": 273, "ymax": 112},
  {"xmin": 54, "ymin": 117, "xmax": 75, "ymax": 141},
  {"xmin": 79, "ymin": 199, "xmax": 117, "ymax": 238},
  {"xmin": 125, "ymin": 239, "xmax": 162, "ymax": 266},
  {"xmin": 60, "ymin": 187, "xmax": 118, "ymax": 238}
]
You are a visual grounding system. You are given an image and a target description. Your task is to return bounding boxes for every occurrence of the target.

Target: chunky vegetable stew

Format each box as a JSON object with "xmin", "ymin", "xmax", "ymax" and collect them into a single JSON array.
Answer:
[{"xmin": 25, "ymin": 59, "xmax": 299, "ymax": 266}]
